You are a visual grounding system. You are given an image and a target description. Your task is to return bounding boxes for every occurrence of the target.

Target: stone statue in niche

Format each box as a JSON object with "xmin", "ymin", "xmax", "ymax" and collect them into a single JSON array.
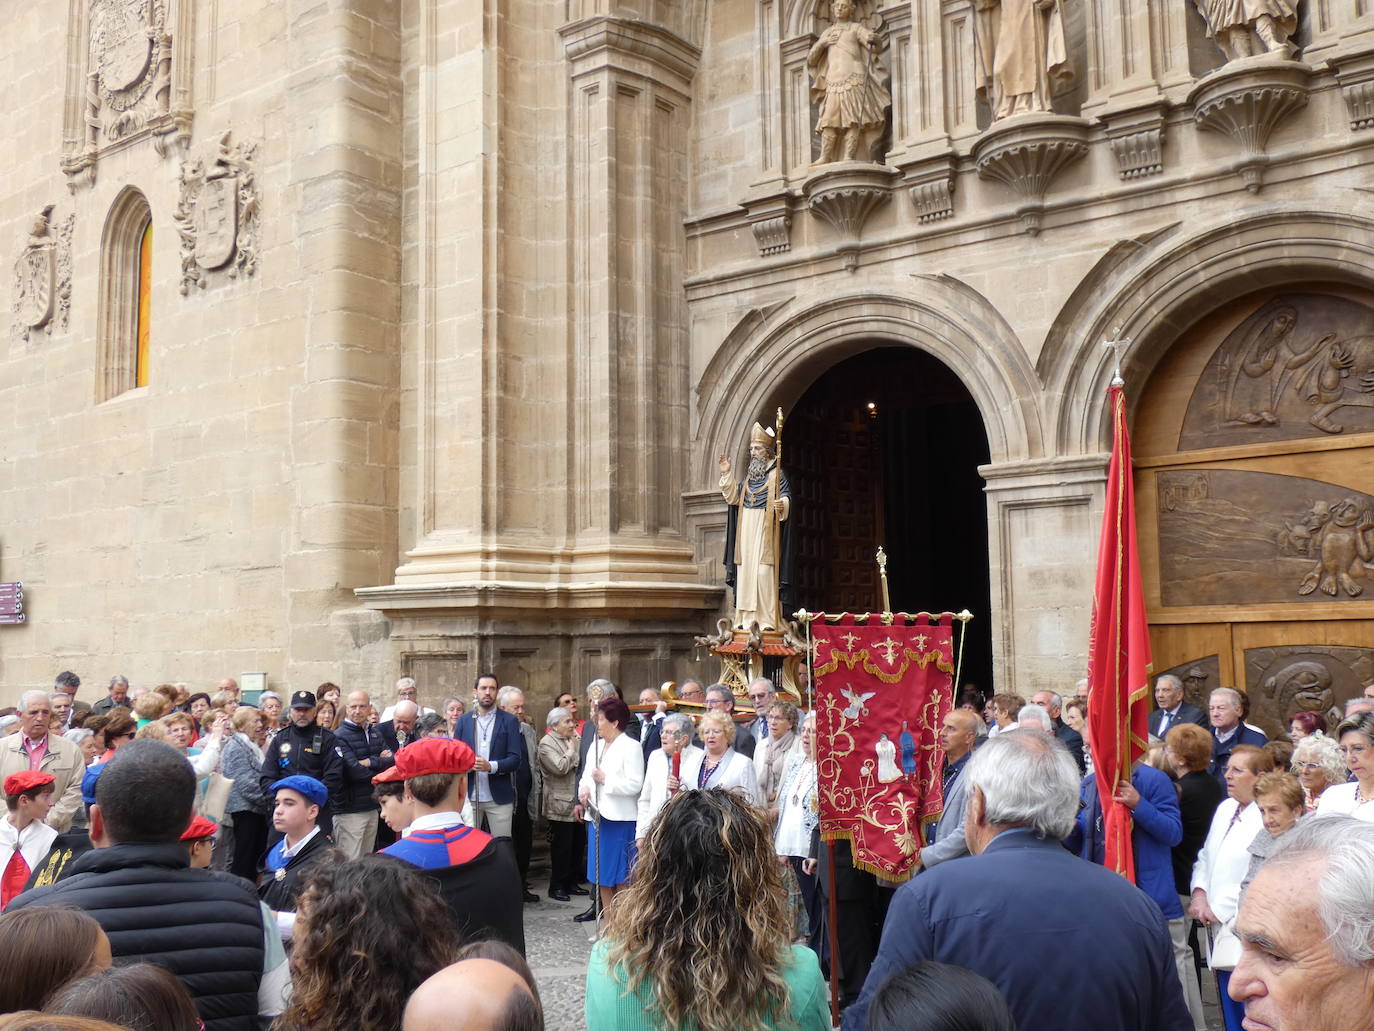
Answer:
[
  {"xmin": 12, "ymin": 206, "xmax": 75, "ymax": 343},
  {"xmin": 807, "ymin": 0, "xmax": 891, "ymax": 165},
  {"xmin": 973, "ymin": 0, "xmax": 1073, "ymax": 121},
  {"xmin": 1193, "ymin": 0, "xmax": 1298, "ymax": 63},
  {"xmin": 1279, "ymin": 497, "xmax": 1374, "ymax": 597}
]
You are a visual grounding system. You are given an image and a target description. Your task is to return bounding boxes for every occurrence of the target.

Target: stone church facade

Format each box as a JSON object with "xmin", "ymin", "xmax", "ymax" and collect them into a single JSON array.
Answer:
[{"xmin": 4, "ymin": 1, "xmax": 1373, "ymax": 730}]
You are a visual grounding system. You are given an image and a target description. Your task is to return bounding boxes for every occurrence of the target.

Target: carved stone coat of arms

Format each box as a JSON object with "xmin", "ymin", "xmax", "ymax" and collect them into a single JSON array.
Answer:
[{"xmin": 173, "ymin": 132, "xmax": 259, "ymax": 293}]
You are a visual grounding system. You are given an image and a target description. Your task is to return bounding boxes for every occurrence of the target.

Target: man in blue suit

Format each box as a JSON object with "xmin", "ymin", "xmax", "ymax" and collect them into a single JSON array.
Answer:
[
  {"xmin": 453, "ymin": 672, "xmax": 522, "ymax": 838},
  {"xmin": 1206, "ymin": 687, "xmax": 1267, "ymax": 788},
  {"xmin": 841, "ymin": 730, "xmax": 1191, "ymax": 1031}
]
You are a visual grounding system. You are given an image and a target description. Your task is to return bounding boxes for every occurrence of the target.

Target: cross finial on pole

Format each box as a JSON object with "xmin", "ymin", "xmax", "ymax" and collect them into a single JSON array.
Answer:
[{"xmin": 1104, "ymin": 331, "xmax": 1129, "ymax": 388}]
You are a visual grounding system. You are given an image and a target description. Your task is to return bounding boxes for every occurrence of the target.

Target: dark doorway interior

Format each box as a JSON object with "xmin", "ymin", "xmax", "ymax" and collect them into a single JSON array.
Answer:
[{"xmin": 786, "ymin": 347, "xmax": 993, "ymax": 697}]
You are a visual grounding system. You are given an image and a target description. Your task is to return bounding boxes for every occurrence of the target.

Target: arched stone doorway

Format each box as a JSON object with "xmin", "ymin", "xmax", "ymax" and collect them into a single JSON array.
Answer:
[
  {"xmin": 786, "ymin": 347, "xmax": 994, "ymax": 695},
  {"xmin": 1135, "ymin": 284, "xmax": 1374, "ymax": 738}
]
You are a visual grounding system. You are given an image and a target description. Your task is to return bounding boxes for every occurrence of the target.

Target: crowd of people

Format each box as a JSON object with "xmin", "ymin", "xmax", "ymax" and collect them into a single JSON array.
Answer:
[{"xmin": 0, "ymin": 667, "xmax": 1370, "ymax": 1031}]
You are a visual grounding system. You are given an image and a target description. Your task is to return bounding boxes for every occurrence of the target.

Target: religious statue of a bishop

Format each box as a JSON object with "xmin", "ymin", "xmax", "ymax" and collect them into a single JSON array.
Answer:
[{"xmin": 718, "ymin": 423, "xmax": 792, "ymax": 631}]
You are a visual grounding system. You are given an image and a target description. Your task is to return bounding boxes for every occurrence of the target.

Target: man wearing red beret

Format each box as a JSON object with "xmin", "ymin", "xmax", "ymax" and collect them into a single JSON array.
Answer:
[
  {"xmin": 1, "ymin": 770, "xmax": 58, "ymax": 908},
  {"xmin": 375, "ymin": 738, "xmax": 524, "ymax": 953}
]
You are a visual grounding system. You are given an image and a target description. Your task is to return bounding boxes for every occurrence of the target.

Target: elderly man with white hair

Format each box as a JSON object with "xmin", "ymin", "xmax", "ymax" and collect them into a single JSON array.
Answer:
[
  {"xmin": 1208, "ymin": 687, "xmax": 1268, "ymax": 788},
  {"xmin": 841, "ymin": 730, "xmax": 1191, "ymax": 1031},
  {"xmin": 380, "ymin": 676, "xmax": 436, "ymax": 723},
  {"xmin": 1013, "ymin": 703, "xmax": 1053, "ymax": 734},
  {"xmin": 1228, "ymin": 815, "xmax": 1374, "ymax": 1031},
  {"xmin": 0, "ymin": 690, "xmax": 85, "ymax": 831}
]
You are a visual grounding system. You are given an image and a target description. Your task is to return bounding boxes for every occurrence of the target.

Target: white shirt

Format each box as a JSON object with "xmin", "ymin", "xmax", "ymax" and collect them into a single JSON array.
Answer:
[
  {"xmin": 1313, "ymin": 782, "xmax": 1374, "ymax": 821},
  {"xmin": 402, "ymin": 809, "xmax": 473, "ymax": 836},
  {"xmin": 579, "ymin": 733, "xmax": 645, "ymax": 823},
  {"xmin": 471, "ymin": 710, "xmax": 497, "ymax": 803},
  {"xmin": 680, "ymin": 748, "xmax": 759, "ymax": 806},
  {"xmin": 636, "ymin": 745, "xmax": 703, "ymax": 840},
  {"xmin": 279, "ymin": 825, "xmax": 322, "ymax": 860},
  {"xmin": 1191, "ymin": 797, "xmax": 1263, "ymax": 969},
  {"xmin": 0, "ymin": 816, "xmax": 57, "ymax": 882}
]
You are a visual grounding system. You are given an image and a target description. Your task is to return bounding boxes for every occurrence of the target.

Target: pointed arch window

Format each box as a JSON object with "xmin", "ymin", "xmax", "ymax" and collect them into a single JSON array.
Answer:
[{"xmin": 98, "ymin": 189, "xmax": 154, "ymax": 400}]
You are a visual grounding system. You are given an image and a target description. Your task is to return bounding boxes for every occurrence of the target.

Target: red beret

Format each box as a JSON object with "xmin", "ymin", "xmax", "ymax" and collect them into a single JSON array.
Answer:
[
  {"xmin": 3, "ymin": 771, "xmax": 55, "ymax": 796},
  {"xmin": 180, "ymin": 814, "xmax": 219, "ymax": 841},
  {"xmin": 372, "ymin": 737, "xmax": 475, "ymax": 784}
]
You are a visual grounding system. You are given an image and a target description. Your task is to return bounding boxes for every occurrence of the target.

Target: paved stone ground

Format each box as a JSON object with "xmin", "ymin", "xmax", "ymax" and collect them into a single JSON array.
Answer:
[{"xmin": 525, "ymin": 848, "xmax": 594, "ymax": 1031}]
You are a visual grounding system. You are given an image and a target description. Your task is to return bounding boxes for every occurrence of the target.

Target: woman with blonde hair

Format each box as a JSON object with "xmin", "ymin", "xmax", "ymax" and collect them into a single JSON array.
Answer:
[
  {"xmin": 753, "ymin": 700, "xmax": 802, "ymax": 822},
  {"xmin": 681, "ymin": 711, "xmax": 758, "ymax": 803},
  {"xmin": 586, "ymin": 788, "xmax": 828, "ymax": 1030}
]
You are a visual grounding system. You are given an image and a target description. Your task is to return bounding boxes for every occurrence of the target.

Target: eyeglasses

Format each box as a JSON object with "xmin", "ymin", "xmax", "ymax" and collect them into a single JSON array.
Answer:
[{"xmin": 1293, "ymin": 761, "xmax": 1323, "ymax": 771}]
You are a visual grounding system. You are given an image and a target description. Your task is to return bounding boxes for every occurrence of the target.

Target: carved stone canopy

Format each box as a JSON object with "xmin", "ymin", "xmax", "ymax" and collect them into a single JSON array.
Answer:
[
  {"xmin": 1188, "ymin": 56, "xmax": 1312, "ymax": 193},
  {"xmin": 801, "ymin": 162, "xmax": 897, "ymax": 270},
  {"xmin": 971, "ymin": 114, "xmax": 1091, "ymax": 235}
]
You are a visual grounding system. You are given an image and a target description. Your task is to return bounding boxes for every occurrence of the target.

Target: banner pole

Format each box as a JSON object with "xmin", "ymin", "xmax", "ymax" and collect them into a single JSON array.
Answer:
[
  {"xmin": 952, "ymin": 609, "xmax": 974, "ymax": 701},
  {"xmin": 826, "ymin": 843, "xmax": 841, "ymax": 1026}
]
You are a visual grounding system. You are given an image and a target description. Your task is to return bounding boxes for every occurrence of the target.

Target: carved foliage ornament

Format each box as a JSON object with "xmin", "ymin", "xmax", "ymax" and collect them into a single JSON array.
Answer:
[
  {"xmin": 13, "ymin": 206, "xmax": 75, "ymax": 342},
  {"xmin": 173, "ymin": 132, "xmax": 258, "ymax": 294}
]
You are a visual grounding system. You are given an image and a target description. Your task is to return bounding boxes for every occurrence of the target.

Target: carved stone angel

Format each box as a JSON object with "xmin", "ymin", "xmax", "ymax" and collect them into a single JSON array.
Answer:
[{"xmin": 808, "ymin": 0, "xmax": 892, "ymax": 164}]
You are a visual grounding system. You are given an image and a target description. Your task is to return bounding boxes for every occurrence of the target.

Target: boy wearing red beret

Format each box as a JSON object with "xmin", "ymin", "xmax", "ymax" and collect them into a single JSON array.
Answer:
[{"xmin": 1, "ymin": 771, "xmax": 58, "ymax": 908}]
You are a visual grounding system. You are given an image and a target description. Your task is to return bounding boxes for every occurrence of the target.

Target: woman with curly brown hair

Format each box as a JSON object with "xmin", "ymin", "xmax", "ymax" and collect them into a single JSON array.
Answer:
[
  {"xmin": 276, "ymin": 855, "xmax": 462, "ymax": 1031},
  {"xmin": 585, "ymin": 787, "xmax": 828, "ymax": 1031}
]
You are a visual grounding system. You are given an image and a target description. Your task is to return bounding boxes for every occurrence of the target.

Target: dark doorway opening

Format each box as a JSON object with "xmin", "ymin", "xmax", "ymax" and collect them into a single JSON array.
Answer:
[{"xmin": 786, "ymin": 347, "xmax": 993, "ymax": 697}]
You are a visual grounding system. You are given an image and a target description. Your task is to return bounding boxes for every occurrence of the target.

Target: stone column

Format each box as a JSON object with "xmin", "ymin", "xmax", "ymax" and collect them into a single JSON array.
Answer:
[
  {"xmin": 284, "ymin": 0, "xmax": 404, "ymax": 687},
  {"xmin": 980, "ymin": 455, "xmax": 1108, "ymax": 696}
]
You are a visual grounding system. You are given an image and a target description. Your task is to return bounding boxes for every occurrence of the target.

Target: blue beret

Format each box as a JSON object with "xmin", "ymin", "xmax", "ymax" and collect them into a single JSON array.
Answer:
[{"xmin": 269, "ymin": 775, "xmax": 328, "ymax": 807}]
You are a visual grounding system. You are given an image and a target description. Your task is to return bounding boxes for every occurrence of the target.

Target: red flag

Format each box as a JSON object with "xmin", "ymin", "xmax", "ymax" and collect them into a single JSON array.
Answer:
[
  {"xmin": 1086, "ymin": 385, "xmax": 1152, "ymax": 882},
  {"xmin": 812, "ymin": 614, "xmax": 953, "ymax": 881}
]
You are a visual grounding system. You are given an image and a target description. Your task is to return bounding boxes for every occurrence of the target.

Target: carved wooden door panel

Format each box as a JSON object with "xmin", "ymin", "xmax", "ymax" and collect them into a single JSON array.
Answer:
[{"xmin": 1136, "ymin": 288, "xmax": 1374, "ymax": 735}]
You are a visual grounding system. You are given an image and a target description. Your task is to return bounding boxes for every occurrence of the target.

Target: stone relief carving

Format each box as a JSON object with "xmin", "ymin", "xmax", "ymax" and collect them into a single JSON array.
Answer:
[
  {"xmin": 1279, "ymin": 497, "xmax": 1374, "ymax": 597},
  {"xmin": 12, "ymin": 206, "xmax": 75, "ymax": 343},
  {"xmin": 173, "ymin": 132, "xmax": 258, "ymax": 294},
  {"xmin": 1154, "ymin": 655, "xmax": 1221, "ymax": 714},
  {"xmin": 1157, "ymin": 469, "xmax": 1374, "ymax": 607},
  {"xmin": 807, "ymin": 0, "xmax": 891, "ymax": 165},
  {"xmin": 1181, "ymin": 294, "xmax": 1374, "ymax": 449},
  {"xmin": 64, "ymin": 0, "xmax": 193, "ymax": 190},
  {"xmin": 974, "ymin": 0, "xmax": 1073, "ymax": 122},
  {"xmin": 1245, "ymin": 645, "xmax": 1374, "ymax": 740},
  {"xmin": 1193, "ymin": 0, "xmax": 1298, "ymax": 63}
]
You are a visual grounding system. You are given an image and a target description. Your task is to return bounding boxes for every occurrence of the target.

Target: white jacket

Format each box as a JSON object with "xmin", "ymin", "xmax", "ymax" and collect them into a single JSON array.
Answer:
[
  {"xmin": 636, "ymin": 745, "xmax": 703, "ymax": 840},
  {"xmin": 1191, "ymin": 797, "xmax": 1263, "ymax": 969},
  {"xmin": 681, "ymin": 748, "xmax": 759, "ymax": 806},
  {"xmin": 579, "ymin": 732, "xmax": 645, "ymax": 823}
]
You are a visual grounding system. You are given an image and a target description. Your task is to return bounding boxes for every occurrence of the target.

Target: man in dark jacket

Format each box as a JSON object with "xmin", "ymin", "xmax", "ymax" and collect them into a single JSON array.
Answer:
[
  {"xmin": 377, "ymin": 737, "xmax": 525, "ymax": 953},
  {"xmin": 333, "ymin": 689, "xmax": 395, "ymax": 860},
  {"xmin": 841, "ymin": 731, "xmax": 1191, "ymax": 1031},
  {"xmin": 259, "ymin": 690, "xmax": 344, "ymax": 834},
  {"xmin": 1206, "ymin": 687, "xmax": 1268, "ymax": 787},
  {"xmin": 1148, "ymin": 673, "xmax": 1209, "ymax": 738},
  {"xmin": 453, "ymin": 673, "xmax": 523, "ymax": 839},
  {"xmin": 11, "ymin": 740, "xmax": 280, "ymax": 1031},
  {"xmin": 259, "ymin": 775, "xmax": 335, "ymax": 938},
  {"xmin": 1032, "ymin": 689, "xmax": 1085, "ymax": 772}
]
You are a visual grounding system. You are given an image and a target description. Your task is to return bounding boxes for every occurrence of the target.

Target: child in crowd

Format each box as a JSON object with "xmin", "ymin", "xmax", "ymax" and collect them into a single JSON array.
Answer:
[{"xmin": 0, "ymin": 771, "xmax": 57, "ymax": 908}]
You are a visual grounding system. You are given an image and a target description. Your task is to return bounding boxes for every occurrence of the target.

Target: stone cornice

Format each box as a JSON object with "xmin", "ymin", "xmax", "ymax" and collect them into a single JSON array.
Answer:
[
  {"xmin": 559, "ymin": 15, "xmax": 702, "ymax": 94},
  {"xmin": 356, "ymin": 581, "xmax": 722, "ymax": 619}
]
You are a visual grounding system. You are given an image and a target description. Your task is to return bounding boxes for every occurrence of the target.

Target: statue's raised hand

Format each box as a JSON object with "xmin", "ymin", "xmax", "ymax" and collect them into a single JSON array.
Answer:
[{"xmin": 718, "ymin": 454, "xmax": 732, "ymax": 475}]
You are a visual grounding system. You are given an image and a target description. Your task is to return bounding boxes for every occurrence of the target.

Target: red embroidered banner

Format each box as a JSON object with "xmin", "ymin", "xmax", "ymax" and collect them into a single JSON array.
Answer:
[
  {"xmin": 1087, "ymin": 385, "xmax": 1152, "ymax": 883},
  {"xmin": 812, "ymin": 613, "xmax": 954, "ymax": 880}
]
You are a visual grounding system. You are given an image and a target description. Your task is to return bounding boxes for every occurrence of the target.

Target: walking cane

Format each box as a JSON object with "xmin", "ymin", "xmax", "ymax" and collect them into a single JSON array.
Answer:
[{"xmin": 592, "ymin": 736, "xmax": 604, "ymax": 940}]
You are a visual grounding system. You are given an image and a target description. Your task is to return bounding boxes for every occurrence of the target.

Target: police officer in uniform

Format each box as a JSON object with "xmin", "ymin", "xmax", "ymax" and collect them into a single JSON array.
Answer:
[{"xmin": 259, "ymin": 691, "xmax": 343, "ymax": 836}]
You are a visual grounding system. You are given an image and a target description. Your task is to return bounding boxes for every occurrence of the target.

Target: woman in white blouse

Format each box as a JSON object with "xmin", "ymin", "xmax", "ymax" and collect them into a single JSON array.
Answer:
[
  {"xmin": 1314, "ymin": 712, "xmax": 1374, "ymax": 822},
  {"xmin": 636, "ymin": 713, "xmax": 701, "ymax": 844},
  {"xmin": 774, "ymin": 711, "xmax": 819, "ymax": 942},
  {"xmin": 1189, "ymin": 743, "xmax": 1274, "ymax": 1031},
  {"xmin": 680, "ymin": 711, "xmax": 758, "ymax": 804},
  {"xmin": 754, "ymin": 700, "xmax": 804, "ymax": 823},
  {"xmin": 578, "ymin": 696, "xmax": 645, "ymax": 920}
]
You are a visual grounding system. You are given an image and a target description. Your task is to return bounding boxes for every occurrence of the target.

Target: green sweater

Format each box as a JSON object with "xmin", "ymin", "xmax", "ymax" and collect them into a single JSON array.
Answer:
[{"xmin": 584, "ymin": 940, "xmax": 831, "ymax": 1031}]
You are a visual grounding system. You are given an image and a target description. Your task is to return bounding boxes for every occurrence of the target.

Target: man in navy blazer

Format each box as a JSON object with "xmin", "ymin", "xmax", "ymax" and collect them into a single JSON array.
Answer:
[
  {"xmin": 1206, "ymin": 687, "xmax": 1267, "ymax": 788},
  {"xmin": 1148, "ymin": 673, "xmax": 1209, "ymax": 739},
  {"xmin": 453, "ymin": 673, "xmax": 522, "ymax": 838},
  {"xmin": 841, "ymin": 730, "xmax": 1191, "ymax": 1031}
]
